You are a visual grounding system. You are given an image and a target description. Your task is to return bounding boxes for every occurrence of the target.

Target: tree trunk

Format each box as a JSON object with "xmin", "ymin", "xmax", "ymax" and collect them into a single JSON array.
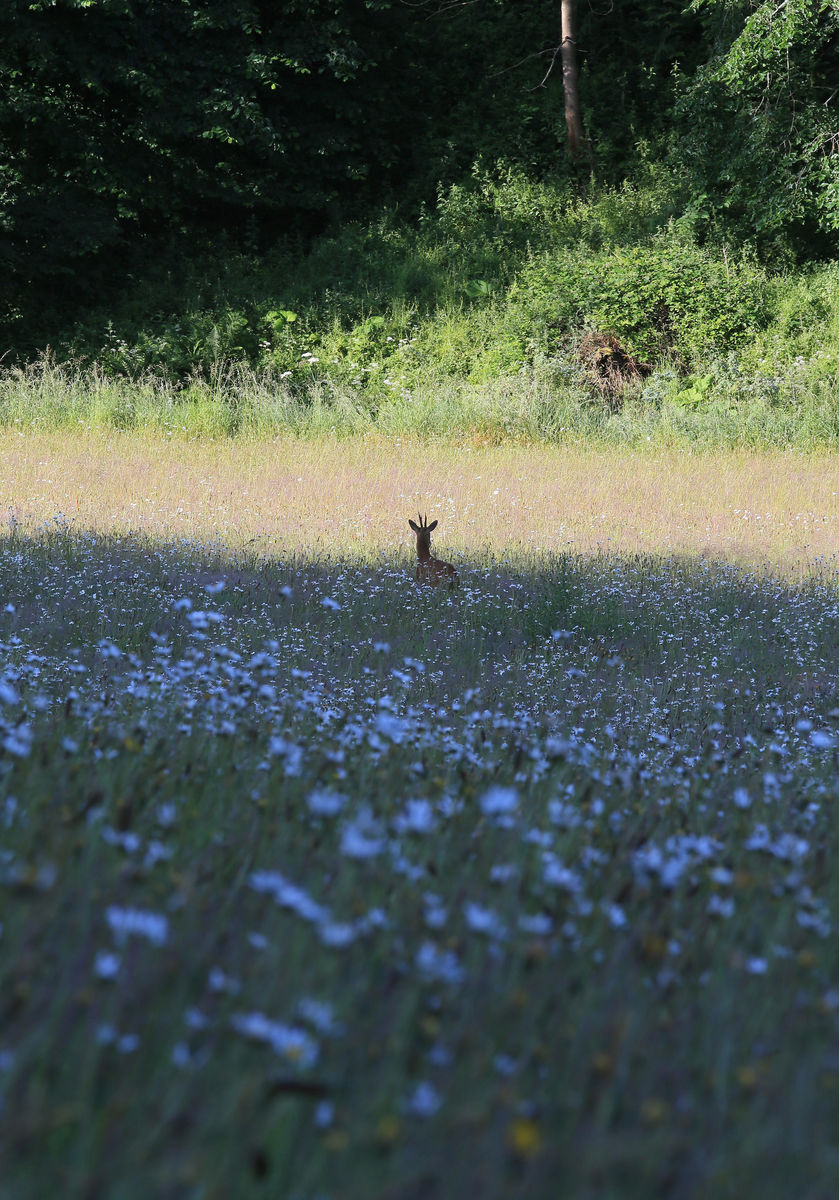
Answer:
[{"xmin": 560, "ymin": 0, "xmax": 587, "ymax": 162}]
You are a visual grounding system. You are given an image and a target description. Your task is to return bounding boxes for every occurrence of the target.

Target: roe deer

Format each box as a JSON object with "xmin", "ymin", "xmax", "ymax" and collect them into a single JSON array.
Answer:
[{"xmin": 408, "ymin": 512, "xmax": 458, "ymax": 589}]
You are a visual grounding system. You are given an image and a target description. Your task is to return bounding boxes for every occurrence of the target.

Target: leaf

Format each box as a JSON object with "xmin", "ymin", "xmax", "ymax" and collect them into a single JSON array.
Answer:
[
  {"xmin": 464, "ymin": 279, "xmax": 492, "ymax": 298},
  {"xmin": 265, "ymin": 310, "xmax": 298, "ymax": 328}
]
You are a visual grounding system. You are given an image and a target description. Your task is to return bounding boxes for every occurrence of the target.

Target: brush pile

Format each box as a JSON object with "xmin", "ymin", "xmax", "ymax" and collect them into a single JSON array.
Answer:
[{"xmin": 577, "ymin": 331, "xmax": 651, "ymax": 406}]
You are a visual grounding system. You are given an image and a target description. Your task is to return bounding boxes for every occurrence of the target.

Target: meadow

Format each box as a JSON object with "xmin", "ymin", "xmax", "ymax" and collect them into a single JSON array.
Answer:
[{"xmin": 3, "ymin": 433, "xmax": 839, "ymax": 1198}]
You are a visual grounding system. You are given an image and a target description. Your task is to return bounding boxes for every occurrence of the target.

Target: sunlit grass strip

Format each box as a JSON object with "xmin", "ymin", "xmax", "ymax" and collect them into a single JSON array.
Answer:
[
  {"xmin": 2, "ymin": 429, "xmax": 838, "ymax": 573},
  {"xmin": 2, "ymin": 356, "xmax": 839, "ymax": 448}
]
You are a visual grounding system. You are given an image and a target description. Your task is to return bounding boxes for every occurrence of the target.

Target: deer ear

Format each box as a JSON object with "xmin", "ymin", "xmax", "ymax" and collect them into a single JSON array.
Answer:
[
  {"xmin": 408, "ymin": 520, "xmax": 419, "ymax": 533},
  {"xmin": 427, "ymin": 520, "xmax": 438, "ymax": 532}
]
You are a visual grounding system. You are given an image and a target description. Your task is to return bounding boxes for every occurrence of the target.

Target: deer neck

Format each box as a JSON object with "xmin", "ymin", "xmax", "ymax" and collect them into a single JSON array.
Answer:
[{"xmin": 416, "ymin": 539, "xmax": 432, "ymax": 562}]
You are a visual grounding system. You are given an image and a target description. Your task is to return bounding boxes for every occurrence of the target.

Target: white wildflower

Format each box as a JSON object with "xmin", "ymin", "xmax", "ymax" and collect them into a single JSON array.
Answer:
[
  {"xmin": 307, "ymin": 789, "xmax": 347, "ymax": 817},
  {"xmin": 106, "ymin": 906, "xmax": 168, "ymax": 946},
  {"xmin": 393, "ymin": 798, "xmax": 436, "ymax": 835},
  {"xmin": 94, "ymin": 951, "xmax": 121, "ymax": 980},
  {"xmin": 230, "ymin": 1012, "xmax": 319, "ymax": 1068},
  {"xmin": 707, "ymin": 894, "xmax": 735, "ymax": 919},
  {"xmin": 480, "ymin": 786, "xmax": 518, "ymax": 816},
  {"xmin": 405, "ymin": 1080, "xmax": 442, "ymax": 1117},
  {"xmin": 3, "ymin": 725, "xmax": 32, "ymax": 757},
  {"xmin": 463, "ymin": 902, "xmax": 506, "ymax": 939},
  {"xmin": 416, "ymin": 941, "xmax": 465, "ymax": 985}
]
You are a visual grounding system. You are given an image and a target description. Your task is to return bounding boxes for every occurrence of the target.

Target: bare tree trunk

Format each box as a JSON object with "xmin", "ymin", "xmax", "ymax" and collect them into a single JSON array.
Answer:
[{"xmin": 560, "ymin": 0, "xmax": 587, "ymax": 163}]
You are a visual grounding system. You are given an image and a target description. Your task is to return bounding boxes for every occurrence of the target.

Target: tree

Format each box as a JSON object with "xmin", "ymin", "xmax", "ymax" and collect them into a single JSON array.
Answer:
[
  {"xmin": 0, "ymin": 0, "xmax": 410, "ymax": 334},
  {"xmin": 560, "ymin": 0, "xmax": 588, "ymax": 162},
  {"xmin": 675, "ymin": 0, "xmax": 839, "ymax": 250}
]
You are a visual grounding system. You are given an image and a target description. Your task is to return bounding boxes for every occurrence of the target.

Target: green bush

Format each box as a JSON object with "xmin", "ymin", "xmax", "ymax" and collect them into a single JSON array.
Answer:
[{"xmin": 508, "ymin": 235, "xmax": 770, "ymax": 366}]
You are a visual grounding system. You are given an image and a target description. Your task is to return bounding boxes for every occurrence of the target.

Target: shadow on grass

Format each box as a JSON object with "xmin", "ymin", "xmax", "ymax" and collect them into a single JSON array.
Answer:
[
  {"xmin": 4, "ymin": 525, "xmax": 839, "ymax": 1200},
  {"xmin": 3, "ymin": 521, "xmax": 838, "ymax": 721}
]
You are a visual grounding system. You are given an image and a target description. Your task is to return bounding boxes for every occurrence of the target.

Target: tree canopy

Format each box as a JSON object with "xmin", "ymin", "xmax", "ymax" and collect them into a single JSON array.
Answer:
[{"xmin": 1, "ymin": 0, "xmax": 837, "ymax": 341}]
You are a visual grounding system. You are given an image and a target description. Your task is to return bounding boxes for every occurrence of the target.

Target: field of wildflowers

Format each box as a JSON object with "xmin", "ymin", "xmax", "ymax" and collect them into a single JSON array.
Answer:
[{"xmin": 4, "ymin": 439, "xmax": 839, "ymax": 1197}]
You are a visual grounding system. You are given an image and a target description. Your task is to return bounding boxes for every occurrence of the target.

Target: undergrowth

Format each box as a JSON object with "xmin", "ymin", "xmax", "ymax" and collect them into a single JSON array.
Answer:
[{"xmin": 2, "ymin": 167, "xmax": 838, "ymax": 447}]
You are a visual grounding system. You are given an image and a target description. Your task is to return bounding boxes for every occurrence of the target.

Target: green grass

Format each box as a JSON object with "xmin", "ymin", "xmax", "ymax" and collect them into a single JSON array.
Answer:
[
  {"xmin": 3, "ymin": 351, "xmax": 839, "ymax": 449},
  {"xmin": 4, "ymin": 522, "xmax": 839, "ymax": 1197}
]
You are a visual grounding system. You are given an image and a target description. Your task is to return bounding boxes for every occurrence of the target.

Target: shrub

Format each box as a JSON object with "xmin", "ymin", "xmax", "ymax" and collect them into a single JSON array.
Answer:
[{"xmin": 508, "ymin": 234, "xmax": 770, "ymax": 367}]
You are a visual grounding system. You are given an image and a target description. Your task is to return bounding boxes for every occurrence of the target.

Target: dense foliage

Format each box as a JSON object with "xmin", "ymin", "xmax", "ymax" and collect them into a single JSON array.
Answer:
[
  {"xmin": 0, "ymin": 0, "xmax": 837, "ymax": 373},
  {"xmin": 677, "ymin": 0, "xmax": 839, "ymax": 251},
  {"xmin": 0, "ymin": 0, "xmax": 414, "ymax": 323}
]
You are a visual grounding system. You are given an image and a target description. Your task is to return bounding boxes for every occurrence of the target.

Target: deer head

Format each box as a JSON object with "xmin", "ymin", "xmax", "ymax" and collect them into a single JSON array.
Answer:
[{"xmin": 408, "ymin": 512, "xmax": 437, "ymax": 561}]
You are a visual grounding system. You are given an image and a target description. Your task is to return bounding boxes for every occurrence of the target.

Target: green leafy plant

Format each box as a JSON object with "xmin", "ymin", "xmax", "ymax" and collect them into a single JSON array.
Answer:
[{"xmin": 510, "ymin": 235, "xmax": 769, "ymax": 366}]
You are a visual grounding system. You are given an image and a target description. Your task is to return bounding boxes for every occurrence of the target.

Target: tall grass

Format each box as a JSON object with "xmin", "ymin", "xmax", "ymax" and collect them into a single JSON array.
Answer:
[
  {"xmin": 3, "ymin": 429, "xmax": 838, "ymax": 573},
  {"xmin": 3, "ymin": 353, "xmax": 839, "ymax": 449}
]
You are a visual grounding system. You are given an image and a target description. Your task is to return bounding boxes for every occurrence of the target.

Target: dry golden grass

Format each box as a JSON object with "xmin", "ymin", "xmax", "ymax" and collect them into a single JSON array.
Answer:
[{"xmin": 2, "ymin": 430, "xmax": 838, "ymax": 572}]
